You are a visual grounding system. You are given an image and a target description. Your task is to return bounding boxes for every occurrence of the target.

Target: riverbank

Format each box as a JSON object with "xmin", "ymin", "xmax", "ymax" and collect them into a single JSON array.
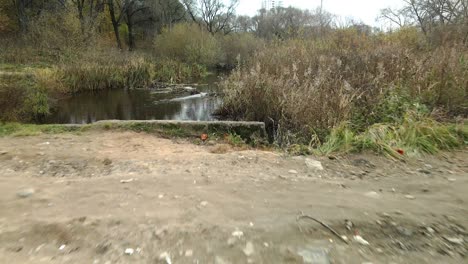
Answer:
[
  {"xmin": 0, "ymin": 120, "xmax": 266, "ymax": 145},
  {"xmin": 0, "ymin": 131, "xmax": 466, "ymax": 263}
]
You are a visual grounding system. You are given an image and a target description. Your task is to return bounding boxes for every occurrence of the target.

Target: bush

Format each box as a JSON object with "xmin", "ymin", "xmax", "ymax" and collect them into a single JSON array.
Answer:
[
  {"xmin": 218, "ymin": 33, "xmax": 264, "ymax": 67},
  {"xmin": 154, "ymin": 23, "xmax": 221, "ymax": 67},
  {"xmin": 0, "ymin": 74, "xmax": 50, "ymax": 122}
]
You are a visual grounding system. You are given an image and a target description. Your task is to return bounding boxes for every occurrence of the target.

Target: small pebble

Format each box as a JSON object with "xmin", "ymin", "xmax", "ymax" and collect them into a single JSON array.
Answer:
[
  {"xmin": 444, "ymin": 237, "xmax": 464, "ymax": 245},
  {"xmin": 59, "ymin": 244, "xmax": 66, "ymax": 251},
  {"xmin": 288, "ymin": 170, "xmax": 298, "ymax": 174},
  {"xmin": 405, "ymin": 195, "xmax": 415, "ymax": 200},
  {"xmin": 16, "ymin": 188, "xmax": 34, "ymax": 198},
  {"xmin": 159, "ymin": 252, "xmax": 172, "ymax": 264},
  {"xmin": 185, "ymin": 249, "xmax": 193, "ymax": 257},
  {"xmin": 124, "ymin": 248, "xmax": 134, "ymax": 255},
  {"xmin": 243, "ymin": 242, "xmax": 255, "ymax": 256},
  {"xmin": 120, "ymin": 178, "xmax": 134, "ymax": 183},
  {"xmin": 232, "ymin": 230, "xmax": 244, "ymax": 238},
  {"xmin": 426, "ymin": 227, "xmax": 435, "ymax": 234}
]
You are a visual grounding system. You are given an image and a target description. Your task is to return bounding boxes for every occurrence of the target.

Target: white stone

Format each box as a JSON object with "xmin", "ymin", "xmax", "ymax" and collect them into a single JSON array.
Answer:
[
  {"xmin": 17, "ymin": 188, "xmax": 35, "ymax": 198},
  {"xmin": 353, "ymin": 235, "xmax": 370, "ymax": 246},
  {"xmin": 305, "ymin": 158, "xmax": 324, "ymax": 171},
  {"xmin": 120, "ymin": 178, "xmax": 134, "ymax": 183}
]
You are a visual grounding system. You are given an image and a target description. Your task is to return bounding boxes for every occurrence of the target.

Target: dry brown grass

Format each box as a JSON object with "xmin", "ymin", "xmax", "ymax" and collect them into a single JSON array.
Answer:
[
  {"xmin": 209, "ymin": 144, "xmax": 232, "ymax": 154},
  {"xmin": 218, "ymin": 29, "xmax": 467, "ymax": 145}
]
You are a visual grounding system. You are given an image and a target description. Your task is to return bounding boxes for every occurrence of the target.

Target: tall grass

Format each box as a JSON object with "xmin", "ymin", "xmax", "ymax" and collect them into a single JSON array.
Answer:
[{"xmin": 218, "ymin": 29, "xmax": 467, "ymax": 150}]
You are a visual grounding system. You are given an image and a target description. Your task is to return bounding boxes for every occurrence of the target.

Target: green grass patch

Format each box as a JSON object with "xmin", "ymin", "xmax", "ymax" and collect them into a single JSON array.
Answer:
[
  {"xmin": 316, "ymin": 115, "xmax": 467, "ymax": 158},
  {"xmin": 0, "ymin": 123, "xmax": 85, "ymax": 137}
]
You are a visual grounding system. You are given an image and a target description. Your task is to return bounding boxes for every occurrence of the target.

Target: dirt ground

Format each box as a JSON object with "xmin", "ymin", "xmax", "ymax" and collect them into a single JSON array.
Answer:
[{"xmin": 0, "ymin": 131, "xmax": 466, "ymax": 264}]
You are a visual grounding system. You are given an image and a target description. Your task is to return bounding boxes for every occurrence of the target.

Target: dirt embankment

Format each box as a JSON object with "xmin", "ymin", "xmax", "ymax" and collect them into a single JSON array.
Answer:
[{"xmin": 0, "ymin": 131, "xmax": 466, "ymax": 263}]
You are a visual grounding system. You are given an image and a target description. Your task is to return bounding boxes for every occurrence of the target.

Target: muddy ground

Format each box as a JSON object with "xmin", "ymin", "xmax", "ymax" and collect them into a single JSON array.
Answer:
[{"xmin": 0, "ymin": 131, "xmax": 466, "ymax": 264}]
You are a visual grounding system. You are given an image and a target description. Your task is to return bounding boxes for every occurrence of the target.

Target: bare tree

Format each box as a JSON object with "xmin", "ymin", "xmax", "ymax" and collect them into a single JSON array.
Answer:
[
  {"xmin": 108, "ymin": 0, "xmax": 124, "ymax": 49},
  {"xmin": 251, "ymin": 7, "xmax": 331, "ymax": 39},
  {"xmin": 379, "ymin": 7, "xmax": 411, "ymax": 28},
  {"xmin": 182, "ymin": 0, "xmax": 239, "ymax": 34},
  {"xmin": 107, "ymin": 0, "xmax": 151, "ymax": 50},
  {"xmin": 381, "ymin": 0, "xmax": 467, "ymax": 39},
  {"xmin": 11, "ymin": 0, "xmax": 67, "ymax": 33},
  {"xmin": 151, "ymin": 0, "xmax": 186, "ymax": 33},
  {"xmin": 70, "ymin": 0, "xmax": 104, "ymax": 37}
]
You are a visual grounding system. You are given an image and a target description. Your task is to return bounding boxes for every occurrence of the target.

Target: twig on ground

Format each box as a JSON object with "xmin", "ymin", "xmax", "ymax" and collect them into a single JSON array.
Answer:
[{"xmin": 296, "ymin": 211, "xmax": 349, "ymax": 244}]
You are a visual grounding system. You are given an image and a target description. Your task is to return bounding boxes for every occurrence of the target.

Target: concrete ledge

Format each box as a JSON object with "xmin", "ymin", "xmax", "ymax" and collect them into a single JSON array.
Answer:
[{"xmin": 92, "ymin": 120, "xmax": 267, "ymax": 142}]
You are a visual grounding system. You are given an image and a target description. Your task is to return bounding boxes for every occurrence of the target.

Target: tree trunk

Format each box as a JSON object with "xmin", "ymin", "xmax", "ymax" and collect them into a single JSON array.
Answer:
[
  {"xmin": 108, "ymin": 0, "xmax": 122, "ymax": 49},
  {"xmin": 15, "ymin": 0, "xmax": 28, "ymax": 33},
  {"xmin": 126, "ymin": 7, "xmax": 135, "ymax": 51}
]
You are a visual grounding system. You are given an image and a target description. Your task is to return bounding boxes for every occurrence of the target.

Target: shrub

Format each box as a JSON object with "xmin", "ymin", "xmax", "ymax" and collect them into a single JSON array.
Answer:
[
  {"xmin": 154, "ymin": 23, "xmax": 221, "ymax": 66},
  {"xmin": 218, "ymin": 33, "xmax": 264, "ymax": 67}
]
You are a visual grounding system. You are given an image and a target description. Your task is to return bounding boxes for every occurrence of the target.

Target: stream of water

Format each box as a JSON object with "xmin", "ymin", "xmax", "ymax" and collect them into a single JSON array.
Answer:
[{"xmin": 43, "ymin": 76, "xmax": 222, "ymax": 124}]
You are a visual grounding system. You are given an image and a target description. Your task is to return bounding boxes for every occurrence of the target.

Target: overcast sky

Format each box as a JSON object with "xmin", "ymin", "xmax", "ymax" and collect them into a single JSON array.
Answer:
[{"xmin": 236, "ymin": 0, "xmax": 405, "ymax": 26}]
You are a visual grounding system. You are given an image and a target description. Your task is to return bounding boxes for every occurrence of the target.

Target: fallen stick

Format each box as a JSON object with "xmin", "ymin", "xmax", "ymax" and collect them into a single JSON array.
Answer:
[{"xmin": 296, "ymin": 211, "xmax": 349, "ymax": 244}]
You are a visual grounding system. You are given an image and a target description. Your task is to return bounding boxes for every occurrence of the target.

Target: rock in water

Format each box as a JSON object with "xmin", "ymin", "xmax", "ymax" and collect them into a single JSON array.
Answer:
[
  {"xmin": 17, "ymin": 188, "xmax": 34, "ymax": 198},
  {"xmin": 305, "ymin": 158, "xmax": 324, "ymax": 171}
]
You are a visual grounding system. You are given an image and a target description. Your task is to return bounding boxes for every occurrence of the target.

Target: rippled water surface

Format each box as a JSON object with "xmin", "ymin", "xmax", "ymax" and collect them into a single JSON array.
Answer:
[{"xmin": 44, "ymin": 77, "xmax": 222, "ymax": 124}]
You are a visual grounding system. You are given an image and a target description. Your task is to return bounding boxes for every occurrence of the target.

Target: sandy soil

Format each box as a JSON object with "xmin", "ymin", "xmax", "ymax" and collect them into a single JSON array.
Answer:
[{"xmin": 0, "ymin": 131, "xmax": 466, "ymax": 264}]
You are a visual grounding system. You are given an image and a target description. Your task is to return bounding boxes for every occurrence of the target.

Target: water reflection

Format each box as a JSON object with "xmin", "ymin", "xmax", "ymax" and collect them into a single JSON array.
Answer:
[{"xmin": 44, "ymin": 83, "xmax": 222, "ymax": 124}]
